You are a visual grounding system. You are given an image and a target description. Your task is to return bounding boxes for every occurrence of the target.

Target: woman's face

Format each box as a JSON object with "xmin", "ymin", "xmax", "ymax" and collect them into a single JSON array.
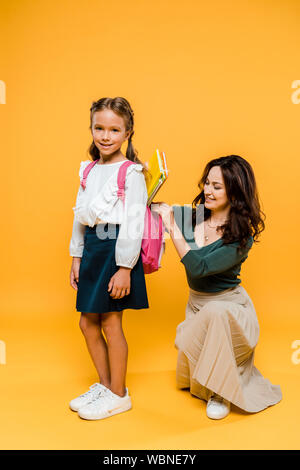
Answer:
[
  {"xmin": 91, "ymin": 109, "xmax": 130, "ymax": 157},
  {"xmin": 203, "ymin": 166, "xmax": 230, "ymax": 211}
]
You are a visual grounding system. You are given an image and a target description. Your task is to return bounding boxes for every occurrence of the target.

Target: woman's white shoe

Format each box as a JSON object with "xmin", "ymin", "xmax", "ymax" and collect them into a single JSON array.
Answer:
[
  {"xmin": 69, "ymin": 383, "xmax": 109, "ymax": 411},
  {"xmin": 206, "ymin": 393, "xmax": 231, "ymax": 419}
]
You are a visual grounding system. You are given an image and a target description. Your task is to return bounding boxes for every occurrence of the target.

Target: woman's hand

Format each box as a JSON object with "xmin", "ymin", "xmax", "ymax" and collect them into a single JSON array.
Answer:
[
  {"xmin": 108, "ymin": 267, "xmax": 131, "ymax": 299},
  {"xmin": 152, "ymin": 202, "xmax": 191, "ymax": 260},
  {"xmin": 70, "ymin": 257, "xmax": 81, "ymax": 291},
  {"xmin": 151, "ymin": 202, "xmax": 174, "ymax": 233}
]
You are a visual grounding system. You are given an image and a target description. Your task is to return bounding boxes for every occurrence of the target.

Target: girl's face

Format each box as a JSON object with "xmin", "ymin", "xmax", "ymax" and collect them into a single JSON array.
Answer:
[
  {"xmin": 91, "ymin": 109, "xmax": 130, "ymax": 158},
  {"xmin": 203, "ymin": 166, "xmax": 230, "ymax": 211}
]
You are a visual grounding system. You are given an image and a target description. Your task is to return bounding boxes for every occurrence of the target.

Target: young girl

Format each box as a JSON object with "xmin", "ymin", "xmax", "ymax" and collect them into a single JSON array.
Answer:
[
  {"xmin": 153, "ymin": 155, "xmax": 282, "ymax": 420},
  {"xmin": 69, "ymin": 97, "xmax": 149, "ymax": 420}
]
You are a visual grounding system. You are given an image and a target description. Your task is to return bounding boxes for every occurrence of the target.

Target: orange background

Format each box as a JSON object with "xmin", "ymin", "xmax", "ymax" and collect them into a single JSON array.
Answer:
[{"xmin": 0, "ymin": 0, "xmax": 300, "ymax": 449}]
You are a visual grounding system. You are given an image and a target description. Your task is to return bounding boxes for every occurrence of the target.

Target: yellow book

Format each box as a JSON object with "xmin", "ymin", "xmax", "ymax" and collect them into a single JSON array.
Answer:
[{"xmin": 145, "ymin": 149, "xmax": 168, "ymax": 205}]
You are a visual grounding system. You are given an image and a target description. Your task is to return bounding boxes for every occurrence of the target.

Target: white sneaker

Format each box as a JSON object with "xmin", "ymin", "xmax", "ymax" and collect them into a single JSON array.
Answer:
[
  {"xmin": 206, "ymin": 393, "xmax": 231, "ymax": 420},
  {"xmin": 69, "ymin": 383, "xmax": 109, "ymax": 411},
  {"xmin": 78, "ymin": 387, "xmax": 132, "ymax": 420}
]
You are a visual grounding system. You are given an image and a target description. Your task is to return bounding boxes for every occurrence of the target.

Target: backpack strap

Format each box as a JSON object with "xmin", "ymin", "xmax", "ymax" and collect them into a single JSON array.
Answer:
[
  {"xmin": 80, "ymin": 159, "xmax": 100, "ymax": 190},
  {"xmin": 117, "ymin": 160, "xmax": 135, "ymax": 204}
]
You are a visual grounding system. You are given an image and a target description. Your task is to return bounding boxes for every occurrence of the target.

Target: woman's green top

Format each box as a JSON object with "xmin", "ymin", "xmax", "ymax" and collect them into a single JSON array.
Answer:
[{"xmin": 173, "ymin": 205, "xmax": 253, "ymax": 293}]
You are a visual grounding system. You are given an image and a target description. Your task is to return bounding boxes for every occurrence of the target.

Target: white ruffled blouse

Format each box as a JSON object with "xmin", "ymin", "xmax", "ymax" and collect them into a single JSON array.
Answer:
[{"xmin": 69, "ymin": 159, "xmax": 148, "ymax": 269}]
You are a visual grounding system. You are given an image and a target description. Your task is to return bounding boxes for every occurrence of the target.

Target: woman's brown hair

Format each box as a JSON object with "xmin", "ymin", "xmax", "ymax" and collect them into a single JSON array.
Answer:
[{"xmin": 192, "ymin": 155, "xmax": 266, "ymax": 252}]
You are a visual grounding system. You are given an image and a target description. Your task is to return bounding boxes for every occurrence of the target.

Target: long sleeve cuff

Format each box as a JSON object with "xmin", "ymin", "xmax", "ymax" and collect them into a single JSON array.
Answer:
[{"xmin": 69, "ymin": 218, "xmax": 86, "ymax": 257}]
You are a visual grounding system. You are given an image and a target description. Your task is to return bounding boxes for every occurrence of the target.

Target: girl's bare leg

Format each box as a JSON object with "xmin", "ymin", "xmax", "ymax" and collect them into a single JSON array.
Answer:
[
  {"xmin": 79, "ymin": 313, "xmax": 111, "ymax": 388},
  {"xmin": 101, "ymin": 311, "xmax": 128, "ymax": 397}
]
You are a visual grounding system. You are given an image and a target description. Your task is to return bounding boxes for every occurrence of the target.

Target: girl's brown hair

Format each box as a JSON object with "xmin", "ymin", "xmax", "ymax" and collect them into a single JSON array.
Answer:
[
  {"xmin": 88, "ymin": 97, "xmax": 148, "ymax": 176},
  {"xmin": 192, "ymin": 155, "xmax": 266, "ymax": 252}
]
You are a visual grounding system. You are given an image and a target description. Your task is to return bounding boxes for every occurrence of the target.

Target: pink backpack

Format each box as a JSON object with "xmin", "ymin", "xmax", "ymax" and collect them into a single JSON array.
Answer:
[{"xmin": 81, "ymin": 159, "xmax": 164, "ymax": 274}]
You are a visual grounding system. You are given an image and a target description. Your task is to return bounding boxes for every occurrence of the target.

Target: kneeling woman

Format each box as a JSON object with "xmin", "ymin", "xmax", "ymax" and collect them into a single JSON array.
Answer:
[{"xmin": 153, "ymin": 155, "xmax": 282, "ymax": 420}]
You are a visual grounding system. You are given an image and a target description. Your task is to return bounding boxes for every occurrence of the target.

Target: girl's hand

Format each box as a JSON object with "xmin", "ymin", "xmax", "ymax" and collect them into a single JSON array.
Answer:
[
  {"xmin": 108, "ymin": 267, "xmax": 131, "ymax": 299},
  {"xmin": 70, "ymin": 257, "xmax": 81, "ymax": 291},
  {"xmin": 151, "ymin": 202, "xmax": 174, "ymax": 233}
]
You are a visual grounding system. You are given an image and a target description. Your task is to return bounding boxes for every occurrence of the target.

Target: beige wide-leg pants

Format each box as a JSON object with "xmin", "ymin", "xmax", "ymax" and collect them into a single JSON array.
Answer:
[{"xmin": 175, "ymin": 285, "xmax": 282, "ymax": 413}]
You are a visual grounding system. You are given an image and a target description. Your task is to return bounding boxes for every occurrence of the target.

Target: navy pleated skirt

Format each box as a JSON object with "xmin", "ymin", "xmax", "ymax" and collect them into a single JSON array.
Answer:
[{"xmin": 76, "ymin": 224, "xmax": 149, "ymax": 314}]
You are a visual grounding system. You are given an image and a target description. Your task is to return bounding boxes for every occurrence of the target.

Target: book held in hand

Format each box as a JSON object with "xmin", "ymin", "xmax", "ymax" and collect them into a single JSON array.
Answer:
[{"xmin": 145, "ymin": 149, "xmax": 168, "ymax": 205}]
